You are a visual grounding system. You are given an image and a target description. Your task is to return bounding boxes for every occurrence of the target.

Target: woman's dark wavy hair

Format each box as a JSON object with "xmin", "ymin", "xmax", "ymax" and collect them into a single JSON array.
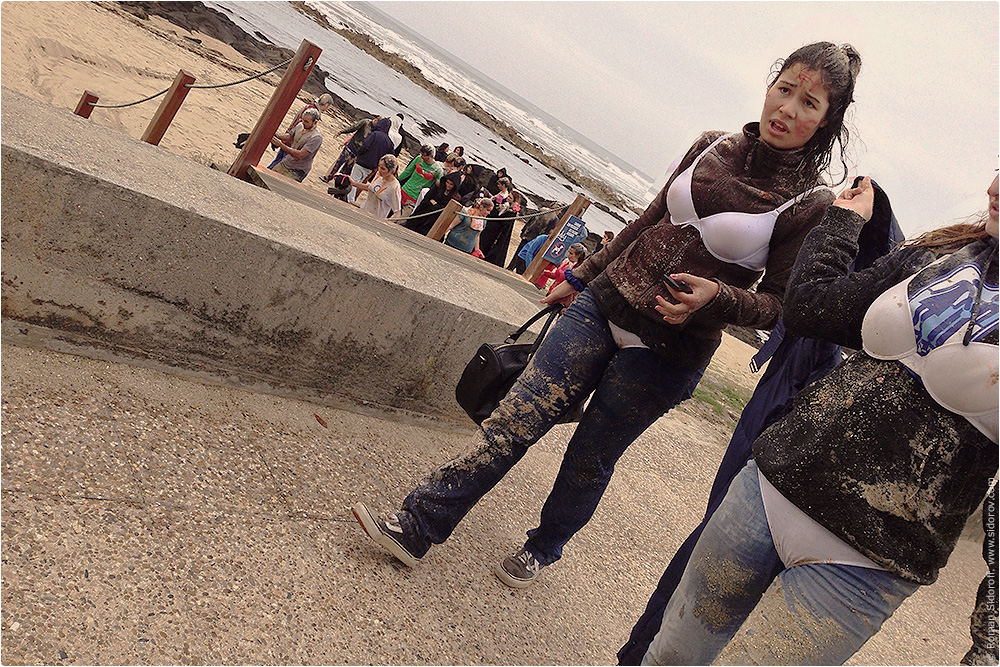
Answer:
[{"xmin": 769, "ymin": 42, "xmax": 862, "ymax": 186}]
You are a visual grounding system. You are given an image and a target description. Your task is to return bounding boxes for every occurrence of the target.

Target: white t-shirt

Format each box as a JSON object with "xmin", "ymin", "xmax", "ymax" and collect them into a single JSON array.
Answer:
[{"xmin": 361, "ymin": 177, "xmax": 402, "ymax": 219}]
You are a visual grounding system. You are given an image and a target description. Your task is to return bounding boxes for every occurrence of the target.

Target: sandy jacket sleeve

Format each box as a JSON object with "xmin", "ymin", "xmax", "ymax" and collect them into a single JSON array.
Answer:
[{"xmin": 782, "ymin": 205, "xmax": 927, "ymax": 348}]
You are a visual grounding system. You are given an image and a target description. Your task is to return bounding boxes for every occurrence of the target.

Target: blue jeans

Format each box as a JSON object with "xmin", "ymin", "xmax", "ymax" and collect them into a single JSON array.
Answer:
[
  {"xmin": 642, "ymin": 461, "xmax": 919, "ymax": 665},
  {"xmin": 400, "ymin": 289, "xmax": 703, "ymax": 563}
]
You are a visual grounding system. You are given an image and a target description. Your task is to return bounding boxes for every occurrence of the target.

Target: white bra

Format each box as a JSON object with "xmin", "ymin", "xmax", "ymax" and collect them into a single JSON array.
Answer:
[
  {"xmin": 667, "ymin": 135, "xmax": 826, "ymax": 271},
  {"xmin": 862, "ymin": 258, "xmax": 999, "ymax": 442}
]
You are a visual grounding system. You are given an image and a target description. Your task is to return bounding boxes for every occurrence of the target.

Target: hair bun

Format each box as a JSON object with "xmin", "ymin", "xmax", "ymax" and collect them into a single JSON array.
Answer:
[{"xmin": 840, "ymin": 43, "xmax": 862, "ymax": 78}]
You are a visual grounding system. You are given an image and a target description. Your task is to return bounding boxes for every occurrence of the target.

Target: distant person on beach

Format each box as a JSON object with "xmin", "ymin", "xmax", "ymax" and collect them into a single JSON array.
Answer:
[
  {"xmin": 642, "ymin": 171, "xmax": 997, "ymax": 666},
  {"xmin": 398, "ymin": 145, "xmax": 444, "ymax": 218},
  {"xmin": 508, "ymin": 207, "xmax": 561, "ymax": 274},
  {"xmin": 443, "ymin": 197, "xmax": 494, "ymax": 255},
  {"xmin": 269, "ymin": 108, "xmax": 323, "ymax": 182},
  {"xmin": 263, "ymin": 94, "xmax": 333, "ymax": 168},
  {"xmin": 481, "ymin": 189, "xmax": 523, "ymax": 267},
  {"xmin": 486, "ymin": 167, "xmax": 510, "ymax": 196},
  {"xmin": 348, "ymin": 117, "xmax": 395, "ymax": 204},
  {"xmin": 404, "ymin": 158, "xmax": 465, "ymax": 235},
  {"xmin": 434, "ymin": 142, "xmax": 450, "ymax": 162},
  {"xmin": 538, "ymin": 241, "xmax": 587, "ymax": 293},
  {"xmin": 352, "ymin": 41, "xmax": 861, "ymax": 593},
  {"xmin": 596, "ymin": 230, "xmax": 615, "ymax": 253},
  {"xmin": 351, "ymin": 154, "xmax": 401, "ymax": 220},
  {"xmin": 617, "ymin": 178, "xmax": 905, "ymax": 665},
  {"xmin": 320, "ymin": 116, "xmax": 377, "ymax": 182},
  {"xmin": 446, "ymin": 146, "xmax": 465, "ymax": 162}
]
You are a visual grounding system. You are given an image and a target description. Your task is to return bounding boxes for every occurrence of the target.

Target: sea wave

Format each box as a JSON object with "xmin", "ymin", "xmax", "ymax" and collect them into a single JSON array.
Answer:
[{"xmin": 205, "ymin": 0, "xmax": 653, "ymax": 233}]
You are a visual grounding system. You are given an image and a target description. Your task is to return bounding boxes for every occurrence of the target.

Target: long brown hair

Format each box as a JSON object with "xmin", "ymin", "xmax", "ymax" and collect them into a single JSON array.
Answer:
[
  {"xmin": 770, "ymin": 42, "xmax": 863, "ymax": 187},
  {"xmin": 902, "ymin": 213, "xmax": 989, "ymax": 252}
]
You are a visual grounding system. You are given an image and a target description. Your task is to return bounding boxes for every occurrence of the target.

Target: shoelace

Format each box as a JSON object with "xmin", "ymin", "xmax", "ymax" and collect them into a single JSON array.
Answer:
[
  {"xmin": 384, "ymin": 514, "xmax": 404, "ymax": 534},
  {"xmin": 517, "ymin": 550, "xmax": 541, "ymax": 573}
]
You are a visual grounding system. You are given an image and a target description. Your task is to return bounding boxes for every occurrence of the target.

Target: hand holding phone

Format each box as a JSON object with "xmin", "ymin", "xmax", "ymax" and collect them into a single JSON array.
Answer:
[{"xmin": 664, "ymin": 275, "xmax": 693, "ymax": 294}]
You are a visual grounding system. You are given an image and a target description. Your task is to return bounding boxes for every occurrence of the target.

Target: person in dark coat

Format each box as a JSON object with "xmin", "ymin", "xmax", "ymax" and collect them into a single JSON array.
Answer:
[
  {"xmin": 320, "ymin": 116, "xmax": 376, "ymax": 182},
  {"xmin": 486, "ymin": 167, "xmax": 509, "ymax": 195},
  {"xmin": 481, "ymin": 190, "xmax": 524, "ymax": 267},
  {"xmin": 456, "ymin": 164, "xmax": 479, "ymax": 201},
  {"xmin": 434, "ymin": 143, "xmax": 450, "ymax": 162},
  {"xmin": 403, "ymin": 171, "xmax": 463, "ymax": 236},
  {"xmin": 617, "ymin": 179, "xmax": 905, "ymax": 665}
]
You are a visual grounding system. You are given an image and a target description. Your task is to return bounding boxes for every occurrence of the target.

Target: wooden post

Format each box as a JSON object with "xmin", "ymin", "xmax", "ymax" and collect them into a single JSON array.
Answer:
[
  {"xmin": 141, "ymin": 69, "xmax": 196, "ymax": 145},
  {"xmin": 228, "ymin": 39, "xmax": 322, "ymax": 181},
  {"xmin": 524, "ymin": 194, "xmax": 591, "ymax": 283},
  {"xmin": 74, "ymin": 91, "xmax": 99, "ymax": 118},
  {"xmin": 426, "ymin": 199, "xmax": 464, "ymax": 242}
]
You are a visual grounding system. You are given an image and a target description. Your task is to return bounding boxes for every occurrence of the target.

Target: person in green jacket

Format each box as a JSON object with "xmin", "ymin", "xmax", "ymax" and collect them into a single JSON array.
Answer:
[{"xmin": 397, "ymin": 144, "xmax": 443, "ymax": 219}]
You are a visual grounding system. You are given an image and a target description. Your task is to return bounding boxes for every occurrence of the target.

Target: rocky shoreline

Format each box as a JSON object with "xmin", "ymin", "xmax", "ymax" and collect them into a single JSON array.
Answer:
[{"xmin": 116, "ymin": 1, "xmax": 638, "ymax": 221}]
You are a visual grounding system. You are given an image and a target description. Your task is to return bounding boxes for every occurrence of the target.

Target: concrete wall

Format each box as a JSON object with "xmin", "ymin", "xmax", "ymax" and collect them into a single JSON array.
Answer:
[{"xmin": 0, "ymin": 87, "xmax": 545, "ymax": 427}]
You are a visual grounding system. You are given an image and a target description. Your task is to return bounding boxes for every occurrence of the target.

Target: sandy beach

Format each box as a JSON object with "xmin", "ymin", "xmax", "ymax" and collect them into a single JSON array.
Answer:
[
  {"xmin": 1, "ymin": 2, "xmax": 363, "ymax": 194},
  {"xmin": 1, "ymin": 3, "xmax": 991, "ymax": 665}
]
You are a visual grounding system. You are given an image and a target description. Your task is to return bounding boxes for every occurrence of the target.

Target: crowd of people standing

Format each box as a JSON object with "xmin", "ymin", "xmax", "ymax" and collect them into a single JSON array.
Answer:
[{"xmin": 256, "ymin": 97, "xmax": 582, "ymax": 276}]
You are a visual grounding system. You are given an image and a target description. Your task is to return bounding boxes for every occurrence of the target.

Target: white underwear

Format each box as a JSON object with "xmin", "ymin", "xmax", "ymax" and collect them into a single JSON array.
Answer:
[
  {"xmin": 608, "ymin": 320, "xmax": 649, "ymax": 349},
  {"xmin": 759, "ymin": 471, "xmax": 886, "ymax": 571}
]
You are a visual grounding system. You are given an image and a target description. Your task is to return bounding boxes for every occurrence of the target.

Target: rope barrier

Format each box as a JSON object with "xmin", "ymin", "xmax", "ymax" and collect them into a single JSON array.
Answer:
[
  {"xmin": 185, "ymin": 58, "xmax": 292, "ymax": 89},
  {"xmin": 88, "ymin": 58, "xmax": 293, "ymax": 108},
  {"xmin": 390, "ymin": 203, "xmax": 570, "ymax": 224},
  {"xmin": 82, "ymin": 54, "xmax": 579, "ymax": 230},
  {"xmin": 90, "ymin": 88, "xmax": 168, "ymax": 109}
]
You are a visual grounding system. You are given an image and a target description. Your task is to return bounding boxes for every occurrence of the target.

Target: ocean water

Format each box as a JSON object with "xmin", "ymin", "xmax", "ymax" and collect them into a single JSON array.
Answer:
[{"xmin": 205, "ymin": 0, "xmax": 654, "ymax": 233}]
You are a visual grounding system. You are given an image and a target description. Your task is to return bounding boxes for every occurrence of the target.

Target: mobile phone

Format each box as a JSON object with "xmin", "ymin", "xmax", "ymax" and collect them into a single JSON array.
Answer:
[{"xmin": 664, "ymin": 275, "xmax": 693, "ymax": 294}]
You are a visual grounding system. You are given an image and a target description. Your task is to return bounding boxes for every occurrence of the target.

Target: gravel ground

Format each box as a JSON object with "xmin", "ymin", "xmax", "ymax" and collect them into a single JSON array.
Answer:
[{"xmin": 0, "ymin": 342, "xmax": 986, "ymax": 665}]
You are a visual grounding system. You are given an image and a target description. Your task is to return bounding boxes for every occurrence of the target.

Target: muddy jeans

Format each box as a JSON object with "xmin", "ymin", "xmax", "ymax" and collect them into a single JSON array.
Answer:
[
  {"xmin": 642, "ymin": 460, "xmax": 919, "ymax": 665},
  {"xmin": 400, "ymin": 288, "xmax": 703, "ymax": 563}
]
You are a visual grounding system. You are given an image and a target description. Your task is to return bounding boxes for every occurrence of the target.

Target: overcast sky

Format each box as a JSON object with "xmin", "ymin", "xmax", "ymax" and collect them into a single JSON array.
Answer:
[{"xmin": 372, "ymin": 1, "xmax": 998, "ymax": 236}]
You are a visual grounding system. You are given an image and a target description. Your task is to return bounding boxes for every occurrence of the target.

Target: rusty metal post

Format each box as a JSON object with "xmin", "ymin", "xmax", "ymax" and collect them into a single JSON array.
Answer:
[
  {"xmin": 141, "ymin": 69, "xmax": 196, "ymax": 145},
  {"xmin": 74, "ymin": 91, "xmax": 99, "ymax": 118},
  {"xmin": 524, "ymin": 194, "xmax": 591, "ymax": 283},
  {"xmin": 426, "ymin": 199, "xmax": 464, "ymax": 242},
  {"xmin": 228, "ymin": 39, "xmax": 322, "ymax": 181}
]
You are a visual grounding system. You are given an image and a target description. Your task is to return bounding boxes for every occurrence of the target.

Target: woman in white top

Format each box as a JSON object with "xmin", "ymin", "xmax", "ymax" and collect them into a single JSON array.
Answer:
[{"xmin": 352, "ymin": 155, "xmax": 401, "ymax": 220}]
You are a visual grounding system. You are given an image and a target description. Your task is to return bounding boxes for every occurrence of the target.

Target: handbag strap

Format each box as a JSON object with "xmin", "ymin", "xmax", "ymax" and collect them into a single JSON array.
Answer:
[{"xmin": 504, "ymin": 303, "xmax": 564, "ymax": 345}]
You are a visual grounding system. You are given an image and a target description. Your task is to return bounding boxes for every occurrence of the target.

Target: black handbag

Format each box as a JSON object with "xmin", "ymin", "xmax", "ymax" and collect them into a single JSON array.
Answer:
[{"xmin": 455, "ymin": 304, "xmax": 564, "ymax": 425}]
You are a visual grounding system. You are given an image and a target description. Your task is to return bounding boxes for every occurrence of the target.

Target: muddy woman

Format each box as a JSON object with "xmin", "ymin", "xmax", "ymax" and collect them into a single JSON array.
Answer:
[
  {"xmin": 353, "ymin": 42, "xmax": 863, "ymax": 590},
  {"xmin": 643, "ymin": 172, "xmax": 998, "ymax": 665}
]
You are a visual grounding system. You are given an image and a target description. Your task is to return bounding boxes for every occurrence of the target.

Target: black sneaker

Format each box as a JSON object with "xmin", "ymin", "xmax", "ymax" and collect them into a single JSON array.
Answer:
[
  {"xmin": 352, "ymin": 502, "xmax": 425, "ymax": 567},
  {"xmin": 495, "ymin": 546, "xmax": 545, "ymax": 588}
]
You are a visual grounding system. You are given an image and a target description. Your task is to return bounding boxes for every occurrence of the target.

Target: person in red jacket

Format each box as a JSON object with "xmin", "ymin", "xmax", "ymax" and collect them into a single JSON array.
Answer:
[{"xmin": 537, "ymin": 242, "xmax": 588, "ymax": 291}]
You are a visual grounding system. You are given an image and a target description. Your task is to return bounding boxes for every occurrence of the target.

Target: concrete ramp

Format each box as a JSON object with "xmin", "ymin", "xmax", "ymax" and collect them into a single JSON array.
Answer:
[{"xmin": 0, "ymin": 87, "xmax": 544, "ymax": 427}]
